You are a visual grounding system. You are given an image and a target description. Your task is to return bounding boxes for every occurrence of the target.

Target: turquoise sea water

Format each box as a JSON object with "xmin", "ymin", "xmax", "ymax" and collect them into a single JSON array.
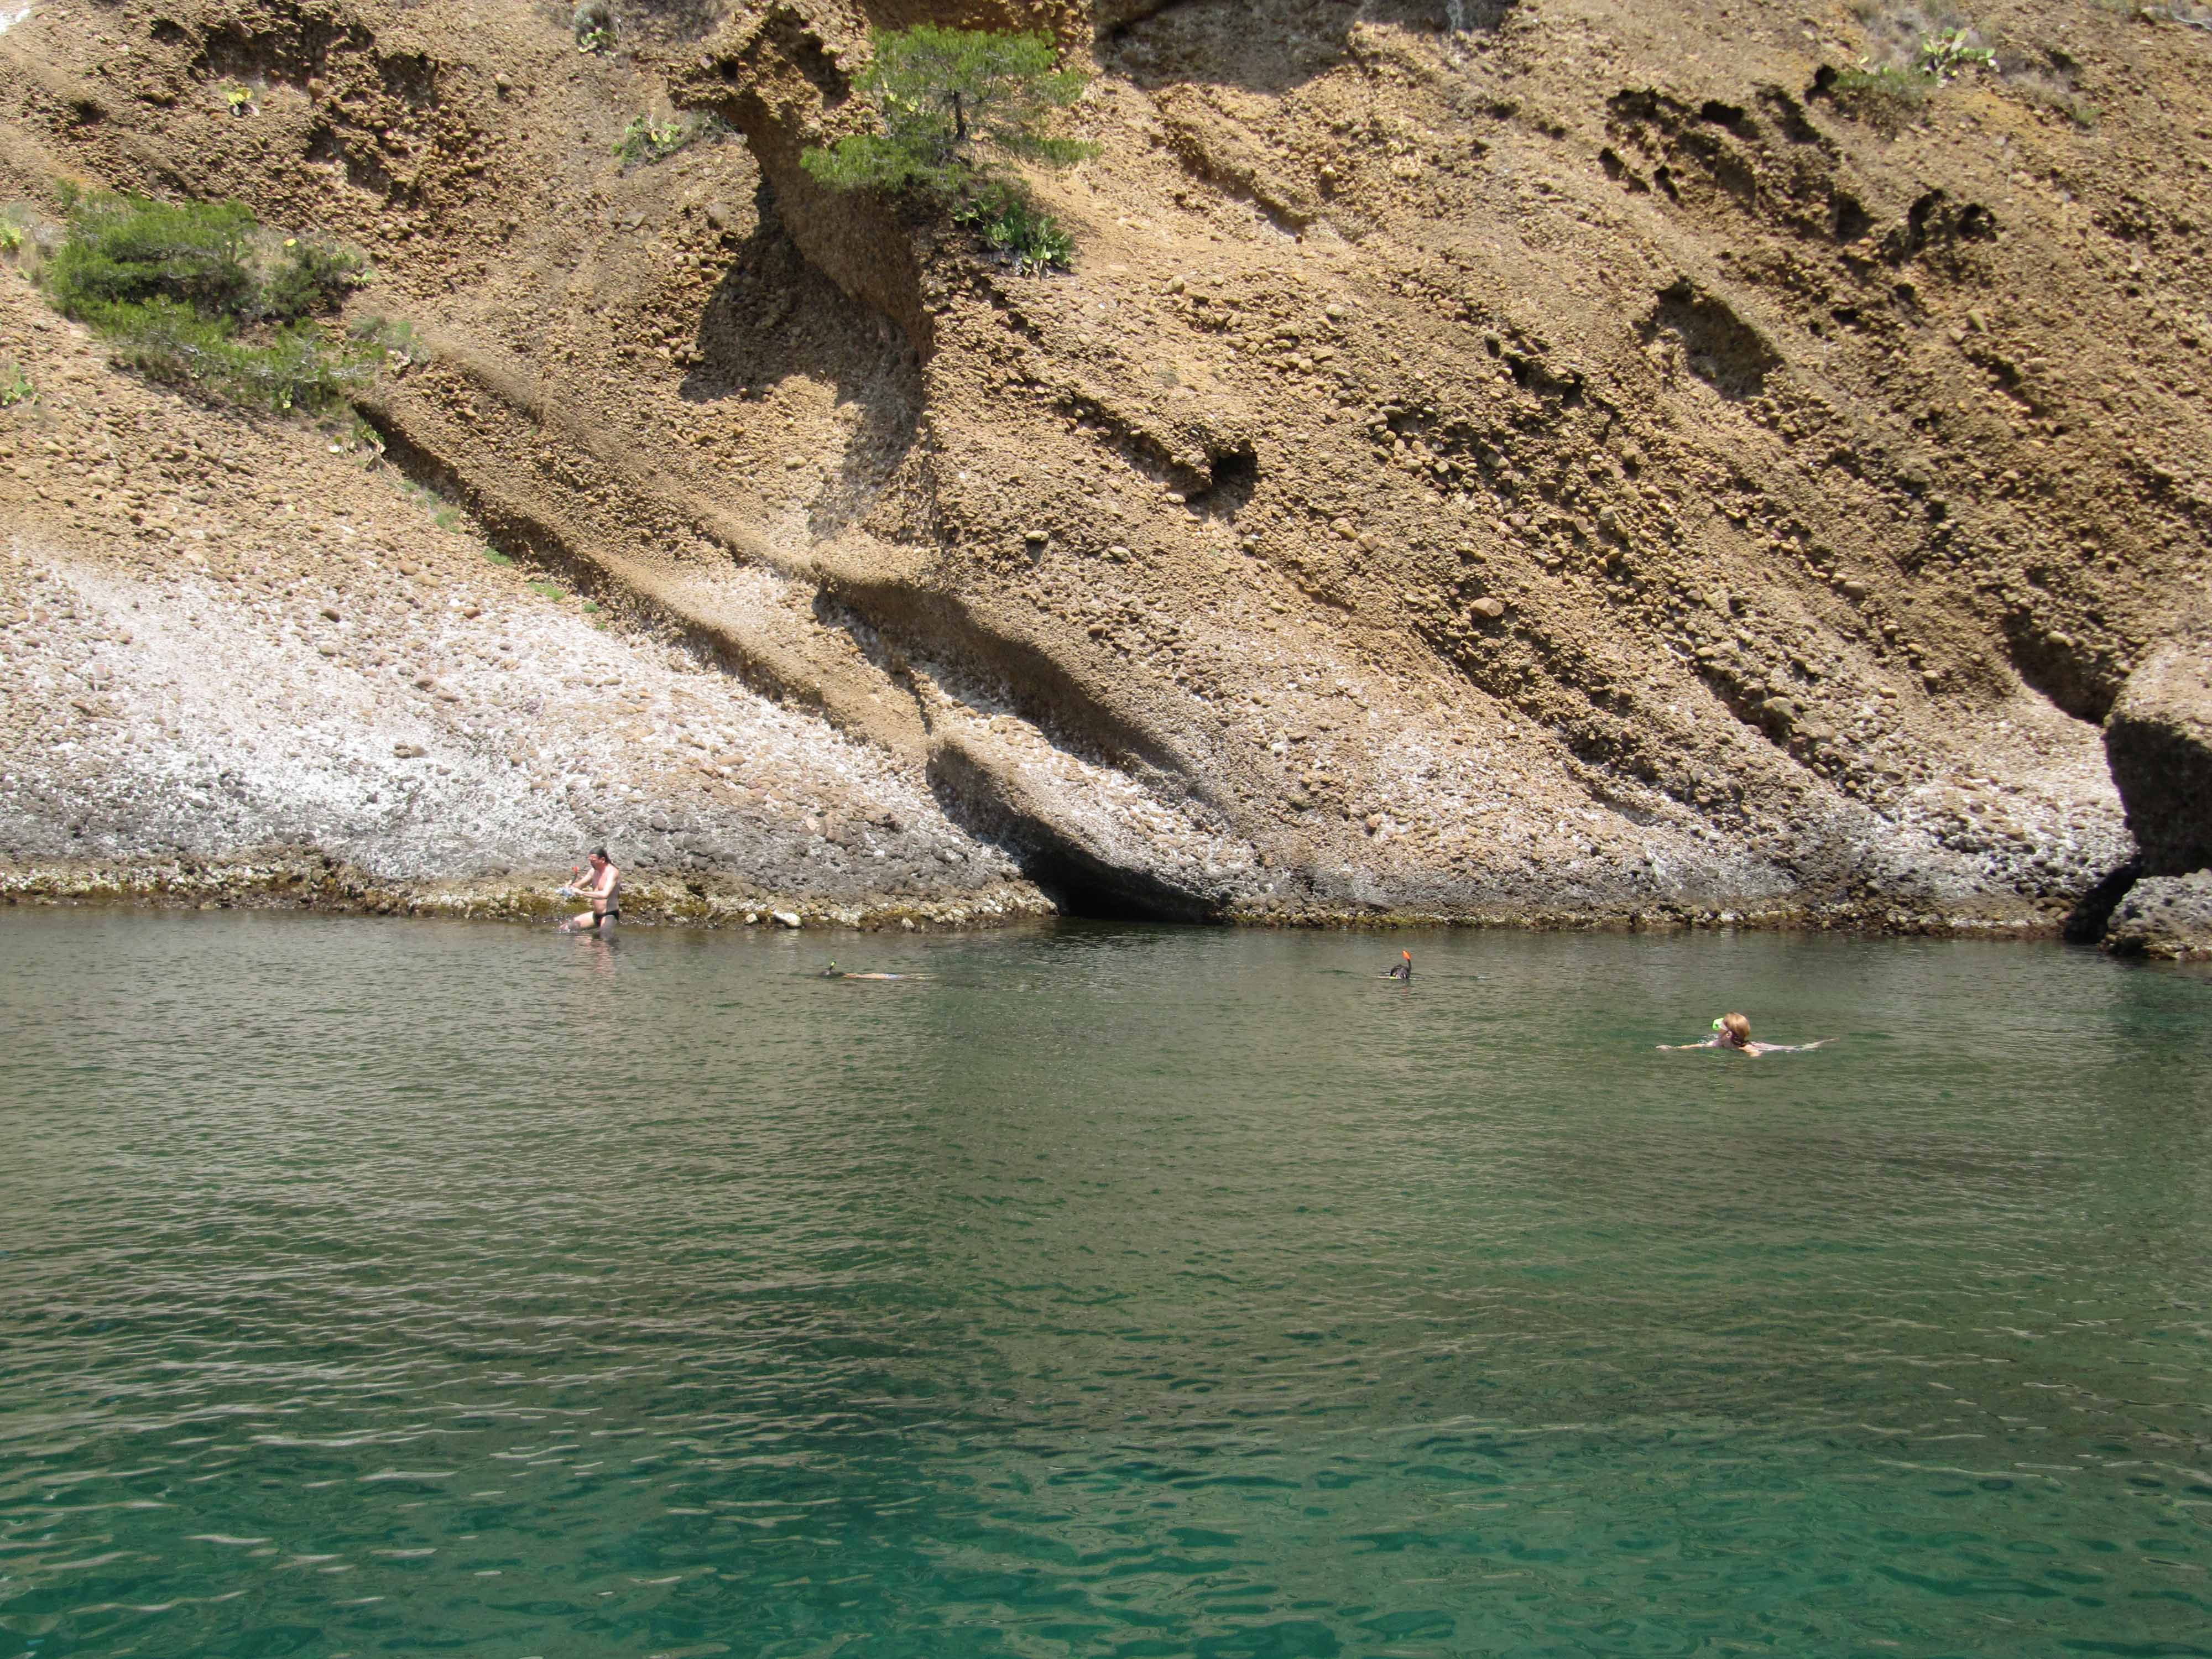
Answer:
[{"xmin": 1, "ymin": 909, "xmax": 2208, "ymax": 1658}]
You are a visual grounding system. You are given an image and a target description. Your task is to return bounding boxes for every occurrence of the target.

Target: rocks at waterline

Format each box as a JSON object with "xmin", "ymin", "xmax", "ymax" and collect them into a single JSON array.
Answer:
[{"xmin": 2103, "ymin": 870, "xmax": 2212, "ymax": 961}]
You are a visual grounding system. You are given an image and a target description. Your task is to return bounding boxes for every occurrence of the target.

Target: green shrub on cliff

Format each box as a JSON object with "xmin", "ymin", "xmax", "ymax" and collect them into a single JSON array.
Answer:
[
  {"xmin": 1832, "ymin": 60, "xmax": 1936, "ymax": 121},
  {"xmin": 800, "ymin": 25, "xmax": 1093, "ymax": 272},
  {"xmin": 1914, "ymin": 25, "xmax": 1995, "ymax": 81},
  {"xmin": 44, "ymin": 192, "xmax": 259, "ymax": 317},
  {"xmin": 263, "ymin": 234, "xmax": 367, "ymax": 321},
  {"xmin": 614, "ymin": 110, "xmax": 727, "ymax": 170},
  {"xmin": 801, "ymin": 26, "xmax": 1092, "ymax": 194},
  {"xmin": 573, "ymin": 0, "xmax": 615, "ymax": 53},
  {"xmin": 1830, "ymin": 20, "xmax": 1996, "ymax": 126},
  {"xmin": 38, "ymin": 189, "xmax": 374, "ymax": 412},
  {"xmin": 953, "ymin": 180, "xmax": 1074, "ymax": 275}
]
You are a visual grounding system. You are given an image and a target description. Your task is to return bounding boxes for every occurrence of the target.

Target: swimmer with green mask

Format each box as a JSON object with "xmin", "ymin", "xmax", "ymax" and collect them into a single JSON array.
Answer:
[{"xmin": 1658, "ymin": 1011, "xmax": 1832, "ymax": 1056}]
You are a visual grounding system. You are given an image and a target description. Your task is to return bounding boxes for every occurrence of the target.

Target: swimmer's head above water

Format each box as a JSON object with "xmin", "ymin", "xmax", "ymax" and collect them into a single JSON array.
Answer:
[{"xmin": 1662, "ymin": 1011, "xmax": 1827, "ymax": 1055}]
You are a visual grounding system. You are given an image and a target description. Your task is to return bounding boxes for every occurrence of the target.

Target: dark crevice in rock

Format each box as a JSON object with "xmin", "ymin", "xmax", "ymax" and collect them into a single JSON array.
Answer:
[
  {"xmin": 1204, "ymin": 441, "xmax": 1259, "ymax": 511},
  {"xmin": 1022, "ymin": 843, "xmax": 1220, "ymax": 922},
  {"xmin": 1048, "ymin": 386, "xmax": 1256, "ymax": 503},
  {"xmin": 2063, "ymin": 860, "xmax": 2138, "ymax": 943},
  {"xmin": 2003, "ymin": 617, "xmax": 2114, "ymax": 726},
  {"xmin": 927, "ymin": 741, "xmax": 1222, "ymax": 924},
  {"xmin": 1831, "ymin": 189, "xmax": 1873, "ymax": 242},
  {"xmin": 1883, "ymin": 189, "xmax": 1997, "ymax": 267},
  {"xmin": 1641, "ymin": 278, "xmax": 1779, "ymax": 399}
]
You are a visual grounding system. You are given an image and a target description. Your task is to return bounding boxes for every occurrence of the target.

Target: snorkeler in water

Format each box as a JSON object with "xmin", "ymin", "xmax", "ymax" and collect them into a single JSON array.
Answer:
[
  {"xmin": 1380, "ymin": 950, "xmax": 1412, "ymax": 982},
  {"xmin": 1658, "ymin": 1011, "xmax": 1830, "ymax": 1057},
  {"xmin": 819, "ymin": 962, "xmax": 922, "ymax": 981}
]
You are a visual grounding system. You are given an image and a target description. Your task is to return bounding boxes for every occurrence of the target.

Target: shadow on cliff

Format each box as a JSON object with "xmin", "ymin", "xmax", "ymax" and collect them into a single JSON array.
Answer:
[
  {"xmin": 682, "ymin": 179, "xmax": 924, "ymax": 539},
  {"xmin": 1102, "ymin": 0, "xmax": 1507, "ymax": 95},
  {"xmin": 617, "ymin": 0, "xmax": 737, "ymax": 45}
]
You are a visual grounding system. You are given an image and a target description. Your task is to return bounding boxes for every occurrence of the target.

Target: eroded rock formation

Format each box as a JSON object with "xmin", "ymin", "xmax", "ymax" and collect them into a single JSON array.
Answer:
[
  {"xmin": 2, "ymin": 0, "xmax": 2206, "ymax": 933},
  {"xmin": 2106, "ymin": 639, "xmax": 2212, "ymax": 878}
]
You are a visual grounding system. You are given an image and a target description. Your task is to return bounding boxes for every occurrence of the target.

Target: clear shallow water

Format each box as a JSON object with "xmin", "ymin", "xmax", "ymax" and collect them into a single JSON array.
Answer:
[{"xmin": 2, "ymin": 912, "xmax": 2209, "ymax": 1659}]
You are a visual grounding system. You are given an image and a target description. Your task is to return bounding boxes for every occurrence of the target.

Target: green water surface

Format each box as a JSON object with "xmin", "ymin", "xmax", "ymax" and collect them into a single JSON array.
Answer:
[{"xmin": 1, "ymin": 910, "xmax": 2208, "ymax": 1658}]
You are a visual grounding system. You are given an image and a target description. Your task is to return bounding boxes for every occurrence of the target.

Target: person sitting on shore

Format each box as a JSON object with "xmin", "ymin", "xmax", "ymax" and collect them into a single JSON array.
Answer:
[
  {"xmin": 1658, "ymin": 1011, "xmax": 1829, "ymax": 1057},
  {"xmin": 560, "ymin": 849, "xmax": 621, "ymax": 933}
]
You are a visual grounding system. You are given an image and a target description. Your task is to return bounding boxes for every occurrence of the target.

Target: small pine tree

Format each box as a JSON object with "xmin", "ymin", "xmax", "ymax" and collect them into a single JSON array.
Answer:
[
  {"xmin": 38, "ymin": 190, "xmax": 374, "ymax": 411},
  {"xmin": 43, "ymin": 191, "xmax": 259, "ymax": 320},
  {"xmin": 800, "ymin": 26, "xmax": 1093, "ymax": 197}
]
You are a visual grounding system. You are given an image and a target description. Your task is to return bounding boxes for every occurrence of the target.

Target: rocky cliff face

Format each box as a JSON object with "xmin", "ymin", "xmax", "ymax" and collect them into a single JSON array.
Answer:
[
  {"xmin": 2, "ymin": 0, "xmax": 2206, "ymax": 937},
  {"xmin": 2106, "ymin": 636, "xmax": 2212, "ymax": 874}
]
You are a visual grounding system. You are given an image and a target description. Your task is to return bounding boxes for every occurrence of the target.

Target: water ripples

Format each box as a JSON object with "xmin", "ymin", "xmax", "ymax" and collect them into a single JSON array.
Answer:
[{"xmin": 3, "ymin": 912, "xmax": 2209, "ymax": 1656}]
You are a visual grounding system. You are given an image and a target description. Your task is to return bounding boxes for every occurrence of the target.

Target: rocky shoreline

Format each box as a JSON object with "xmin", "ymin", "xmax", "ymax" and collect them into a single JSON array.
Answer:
[
  {"xmin": 6, "ymin": 0, "xmax": 2209, "ymax": 963},
  {"xmin": 2099, "ymin": 872, "xmax": 2212, "ymax": 963},
  {"xmin": 0, "ymin": 850, "xmax": 2124, "ymax": 947},
  {"xmin": 0, "ymin": 852, "xmax": 1054, "ymax": 931}
]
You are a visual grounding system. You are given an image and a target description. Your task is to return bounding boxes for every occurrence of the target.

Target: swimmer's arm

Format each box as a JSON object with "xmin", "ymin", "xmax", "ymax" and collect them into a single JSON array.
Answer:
[{"xmin": 1655, "ymin": 1036, "xmax": 1719, "ymax": 1050}]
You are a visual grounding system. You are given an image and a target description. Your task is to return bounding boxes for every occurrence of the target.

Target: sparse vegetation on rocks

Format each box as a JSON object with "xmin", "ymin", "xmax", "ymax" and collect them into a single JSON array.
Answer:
[
  {"xmin": 348, "ymin": 314, "xmax": 426, "ymax": 373},
  {"xmin": 1915, "ymin": 24, "xmax": 1996, "ymax": 80},
  {"xmin": 572, "ymin": 0, "xmax": 614, "ymax": 53},
  {"xmin": 1831, "ymin": 14, "xmax": 1996, "ymax": 123},
  {"xmin": 952, "ymin": 180, "xmax": 1074, "ymax": 274},
  {"xmin": 1831, "ymin": 60, "xmax": 1937, "ymax": 123},
  {"xmin": 575, "ymin": 1, "xmax": 619, "ymax": 51},
  {"xmin": 614, "ymin": 110, "xmax": 725, "ymax": 170}
]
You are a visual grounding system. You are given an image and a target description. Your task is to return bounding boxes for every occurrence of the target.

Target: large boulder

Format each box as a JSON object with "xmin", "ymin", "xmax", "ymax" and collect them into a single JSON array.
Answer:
[
  {"xmin": 2104, "ymin": 642, "xmax": 2212, "ymax": 877},
  {"xmin": 2103, "ymin": 871, "xmax": 2212, "ymax": 960}
]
